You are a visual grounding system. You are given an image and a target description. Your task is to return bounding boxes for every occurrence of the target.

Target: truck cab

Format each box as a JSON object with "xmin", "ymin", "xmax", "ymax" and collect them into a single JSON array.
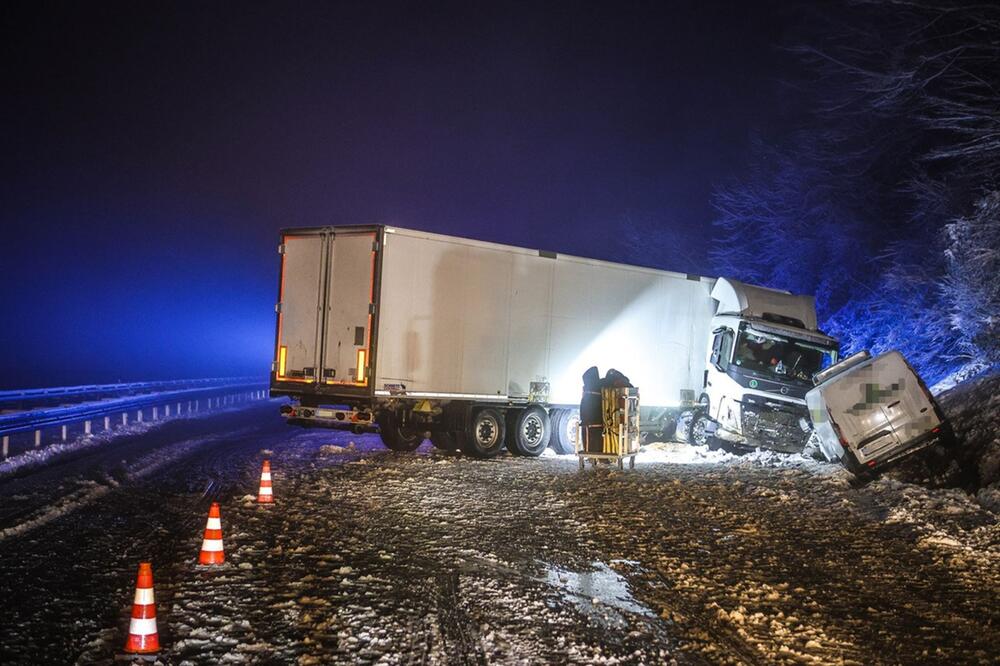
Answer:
[{"xmin": 697, "ymin": 279, "xmax": 839, "ymax": 452}]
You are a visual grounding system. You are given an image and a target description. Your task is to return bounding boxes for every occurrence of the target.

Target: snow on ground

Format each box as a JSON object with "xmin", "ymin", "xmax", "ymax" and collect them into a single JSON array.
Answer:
[
  {"xmin": 0, "ymin": 400, "xmax": 265, "ymax": 480},
  {"xmin": 937, "ymin": 371, "xmax": 1000, "ymax": 495},
  {"xmin": 0, "ymin": 419, "xmax": 162, "ymax": 478},
  {"xmin": 1, "ymin": 380, "xmax": 998, "ymax": 664}
]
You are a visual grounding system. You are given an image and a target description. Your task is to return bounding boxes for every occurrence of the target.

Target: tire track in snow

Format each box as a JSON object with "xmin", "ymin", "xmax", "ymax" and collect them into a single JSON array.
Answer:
[{"xmin": 0, "ymin": 428, "xmax": 256, "ymax": 542}]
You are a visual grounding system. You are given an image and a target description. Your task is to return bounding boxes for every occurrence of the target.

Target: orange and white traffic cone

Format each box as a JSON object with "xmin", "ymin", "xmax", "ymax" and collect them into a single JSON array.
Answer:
[
  {"xmin": 198, "ymin": 502, "xmax": 225, "ymax": 565},
  {"xmin": 257, "ymin": 459, "xmax": 274, "ymax": 504},
  {"xmin": 123, "ymin": 561, "xmax": 160, "ymax": 655}
]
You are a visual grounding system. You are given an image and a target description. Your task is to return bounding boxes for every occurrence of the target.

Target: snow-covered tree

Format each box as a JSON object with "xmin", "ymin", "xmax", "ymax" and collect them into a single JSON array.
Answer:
[
  {"xmin": 710, "ymin": 133, "xmax": 871, "ymax": 325},
  {"xmin": 943, "ymin": 192, "xmax": 1000, "ymax": 365},
  {"xmin": 710, "ymin": 0, "xmax": 1000, "ymax": 384}
]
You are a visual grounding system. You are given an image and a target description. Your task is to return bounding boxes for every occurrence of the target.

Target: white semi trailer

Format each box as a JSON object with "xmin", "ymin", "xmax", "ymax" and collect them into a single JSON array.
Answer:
[{"xmin": 269, "ymin": 225, "xmax": 839, "ymax": 457}]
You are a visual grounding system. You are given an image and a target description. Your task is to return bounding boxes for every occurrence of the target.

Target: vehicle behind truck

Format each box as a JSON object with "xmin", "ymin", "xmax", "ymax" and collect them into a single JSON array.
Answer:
[
  {"xmin": 806, "ymin": 350, "xmax": 951, "ymax": 477},
  {"xmin": 269, "ymin": 225, "xmax": 839, "ymax": 457}
]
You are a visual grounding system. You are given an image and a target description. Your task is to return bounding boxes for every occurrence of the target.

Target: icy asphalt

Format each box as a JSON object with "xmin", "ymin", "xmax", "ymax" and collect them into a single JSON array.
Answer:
[{"xmin": 0, "ymin": 402, "xmax": 997, "ymax": 665}]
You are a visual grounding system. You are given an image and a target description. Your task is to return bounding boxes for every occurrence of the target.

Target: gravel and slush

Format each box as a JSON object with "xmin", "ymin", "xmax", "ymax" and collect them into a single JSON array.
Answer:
[{"xmin": 0, "ymin": 394, "xmax": 998, "ymax": 665}]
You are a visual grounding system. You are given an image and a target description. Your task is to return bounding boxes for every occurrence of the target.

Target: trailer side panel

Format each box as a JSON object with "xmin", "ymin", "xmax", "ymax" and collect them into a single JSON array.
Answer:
[{"xmin": 374, "ymin": 228, "xmax": 716, "ymax": 407}]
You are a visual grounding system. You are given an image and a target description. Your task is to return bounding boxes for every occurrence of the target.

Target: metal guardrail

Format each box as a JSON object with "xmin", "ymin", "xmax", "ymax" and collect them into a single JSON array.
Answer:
[
  {"xmin": 0, "ymin": 379, "xmax": 270, "ymax": 459},
  {"xmin": 0, "ymin": 377, "xmax": 262, "ymax": 407}
]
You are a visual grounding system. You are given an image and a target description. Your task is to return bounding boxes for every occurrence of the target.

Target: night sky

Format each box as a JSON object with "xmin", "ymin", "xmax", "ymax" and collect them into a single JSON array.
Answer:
[{"xmin": 3, "ymin": 1, "xmax": 797, "ymax": 389}]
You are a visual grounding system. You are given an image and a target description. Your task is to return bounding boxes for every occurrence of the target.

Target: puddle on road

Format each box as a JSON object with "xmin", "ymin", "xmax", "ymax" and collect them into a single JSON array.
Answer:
[{"xmin": 543, "ymin": 560, "xmax": 654, "ymax": 628}]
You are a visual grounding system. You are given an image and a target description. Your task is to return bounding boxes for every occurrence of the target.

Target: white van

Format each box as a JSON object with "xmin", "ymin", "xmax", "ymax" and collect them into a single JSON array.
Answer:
[{"xmin": 806, "ymin": 350, "xmax": 950, "ymax": 477}]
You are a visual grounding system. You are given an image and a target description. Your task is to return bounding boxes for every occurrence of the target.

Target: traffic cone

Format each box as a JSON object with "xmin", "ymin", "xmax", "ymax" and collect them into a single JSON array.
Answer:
[
  {"xmin": 123, "ymin": 561, "xmax": 160, "ymax": 655},
  {"xmin": 198, "ymin": 502, "xmax": 225, "ymax": 565},
  {"xmin": 257, "ymin": 459, "xmax": 274, "ymax": 504}
]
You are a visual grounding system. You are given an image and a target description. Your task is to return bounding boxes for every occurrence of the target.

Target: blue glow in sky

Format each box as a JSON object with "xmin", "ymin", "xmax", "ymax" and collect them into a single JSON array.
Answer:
[{"xmin": 1, "ymin": 1, "xmax": 794, "ymax": 389}]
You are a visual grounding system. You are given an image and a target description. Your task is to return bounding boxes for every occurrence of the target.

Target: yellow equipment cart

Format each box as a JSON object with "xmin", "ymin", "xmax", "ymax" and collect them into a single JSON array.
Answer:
[{"xmin": 577, "ymin": 386, "xmax": 640, "ymax": 470}]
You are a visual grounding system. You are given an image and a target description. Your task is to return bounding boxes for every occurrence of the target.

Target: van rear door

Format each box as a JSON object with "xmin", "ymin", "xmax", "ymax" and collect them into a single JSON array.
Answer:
[
  {"xmin": 823, "ymin": 365, "xmax": 900, "ymax": 463},
  {"xmin": 879, "ymin": 351, "xmax": 940, "ymax": 443},
  {"xmin": 320, "ymin": 229, "xmax": 378, "ymax": 385},
  {"xmin": 275, "ymin": 234, "xmax": 326, "ymax": 382}
]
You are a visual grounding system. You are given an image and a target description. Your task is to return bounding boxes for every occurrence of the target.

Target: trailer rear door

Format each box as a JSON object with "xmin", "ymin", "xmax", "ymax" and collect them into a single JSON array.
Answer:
[
  {"xmin": 276, "ymin": 234, "xmax": 326, "ymax": 381},
  {"xmin": 321, "ymin": 230, "xmax": 377, "ymax": 385}
]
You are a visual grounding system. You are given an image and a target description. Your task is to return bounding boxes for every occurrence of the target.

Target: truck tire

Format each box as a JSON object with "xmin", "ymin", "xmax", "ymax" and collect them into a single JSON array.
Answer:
[
  {"xmin": 506, "ymin": 405, "xmax": 551, "ymax": 457},
  {"xmin": 430, "ymin": 431, "xmax": 459, "ymax": 451},
  {"xmin": 459, "ymin": 408, "xmax": 506, "ymax": 458},
  {"xmin": 376, "ymin": 411, "xmax": 423, "ymax": 452},
  {"xmin": 686, "ymin": 413, "xmax": 711, "ymax": 447},
  {"xmin": 549, "ymin": 408, "xmax": 580, "ymax": 455}
]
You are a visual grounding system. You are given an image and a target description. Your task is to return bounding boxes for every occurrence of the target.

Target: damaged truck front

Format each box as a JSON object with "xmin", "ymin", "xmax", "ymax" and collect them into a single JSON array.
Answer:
[{"xmin": 690, "ymin": 279, "xmax": 840, "ymax": 453}]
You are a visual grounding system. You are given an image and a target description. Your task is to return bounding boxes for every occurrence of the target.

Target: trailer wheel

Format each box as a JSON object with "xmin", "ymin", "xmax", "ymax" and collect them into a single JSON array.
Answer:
[
  {"xmin": 459, "ymin": 408, "xmax": 506, "ymax": 458},
  {"xmin": 430, "ymin": 431, "xmax": 459, "ymax": 451},
  {"xmin": 549, "ymin": 408, "xmax": 580, "ymax": 455},
  {"xmin": 506, "ymin": 406, "xmax": 551, "ymax": 457},
  {"xmin": 376, "ymin": 411, "xmax": 423, "ymax": 452}
]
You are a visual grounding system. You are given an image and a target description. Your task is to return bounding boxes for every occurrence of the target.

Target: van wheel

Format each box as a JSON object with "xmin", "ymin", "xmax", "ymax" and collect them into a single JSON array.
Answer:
[
  {"xmin": 549, "ymin": 408, "xmax": 580, "ymax": 455},
  {"xmin": 507, "ymin": 406, "xmax": 551, "ymax": 456},
  {"xmin": 841, "ymin": 449, "xmax": 875, "ymax": 482},
  {"xmin": 376, "ymin": 411, "xmax": 423, "ymax": 452},
  {"xmin": 459, "ymin": 408, "xmax": 506, "ymax": 458}
]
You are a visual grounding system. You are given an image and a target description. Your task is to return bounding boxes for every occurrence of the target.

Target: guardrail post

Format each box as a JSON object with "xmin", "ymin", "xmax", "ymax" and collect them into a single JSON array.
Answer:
[
  {"xmin": 137, "ymin": 410, "xmax": 143, "ymax": 423},
  {"xmin": 122, "ymin": 412, "xmax": 128, "ymax": 426},
  {"xmin": 61, "ymin": 425, "xmax": 67, "ymax": 442},
  {"xmin": 35, "ymin": 430, "xmax": 41, "ymax": 447},
  {"xmin": 104, "ymin": 416, "xmax": 110, "ymax": 430},
  {"xmin": 85, "ymin": 420, "xmax": 91, "ymax": 435},
  {"xmin": 152, "ymin": 406, "xmax": 158, "ymax": 420},
  {"xmin": 165, "ymin": 404, "xmax": 170, "ymax": 417},
  {"xmin": 3, "ymin": 435, "xmax": 8, "ymax": 458}
]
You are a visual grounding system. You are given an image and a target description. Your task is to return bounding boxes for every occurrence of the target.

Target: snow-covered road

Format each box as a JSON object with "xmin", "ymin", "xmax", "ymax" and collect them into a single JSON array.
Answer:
[{"xmin": 0, "ymin": 402, "xmax": 998, "ymax": 664}]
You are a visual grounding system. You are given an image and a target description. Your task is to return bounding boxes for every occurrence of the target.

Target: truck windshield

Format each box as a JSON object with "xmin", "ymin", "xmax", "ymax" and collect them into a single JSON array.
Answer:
[{"xmin": 733, "ymin": 327, "xmax": 838, "ymax": 382}]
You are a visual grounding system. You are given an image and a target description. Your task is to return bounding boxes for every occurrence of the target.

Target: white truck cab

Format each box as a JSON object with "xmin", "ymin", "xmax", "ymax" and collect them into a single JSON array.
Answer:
[
  {"xmin": 695, "ymin": 279, "xmax": 840, "ymax": 452},
  {"xmin": 806, "ymin": 350, "xmax": 949, "ymax": 476}
]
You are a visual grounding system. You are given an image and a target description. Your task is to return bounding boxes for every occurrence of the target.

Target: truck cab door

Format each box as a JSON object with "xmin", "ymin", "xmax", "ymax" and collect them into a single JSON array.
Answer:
[{"xmin": 705, "ymin": 327, "xmax": 734, "ymax": 420}]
